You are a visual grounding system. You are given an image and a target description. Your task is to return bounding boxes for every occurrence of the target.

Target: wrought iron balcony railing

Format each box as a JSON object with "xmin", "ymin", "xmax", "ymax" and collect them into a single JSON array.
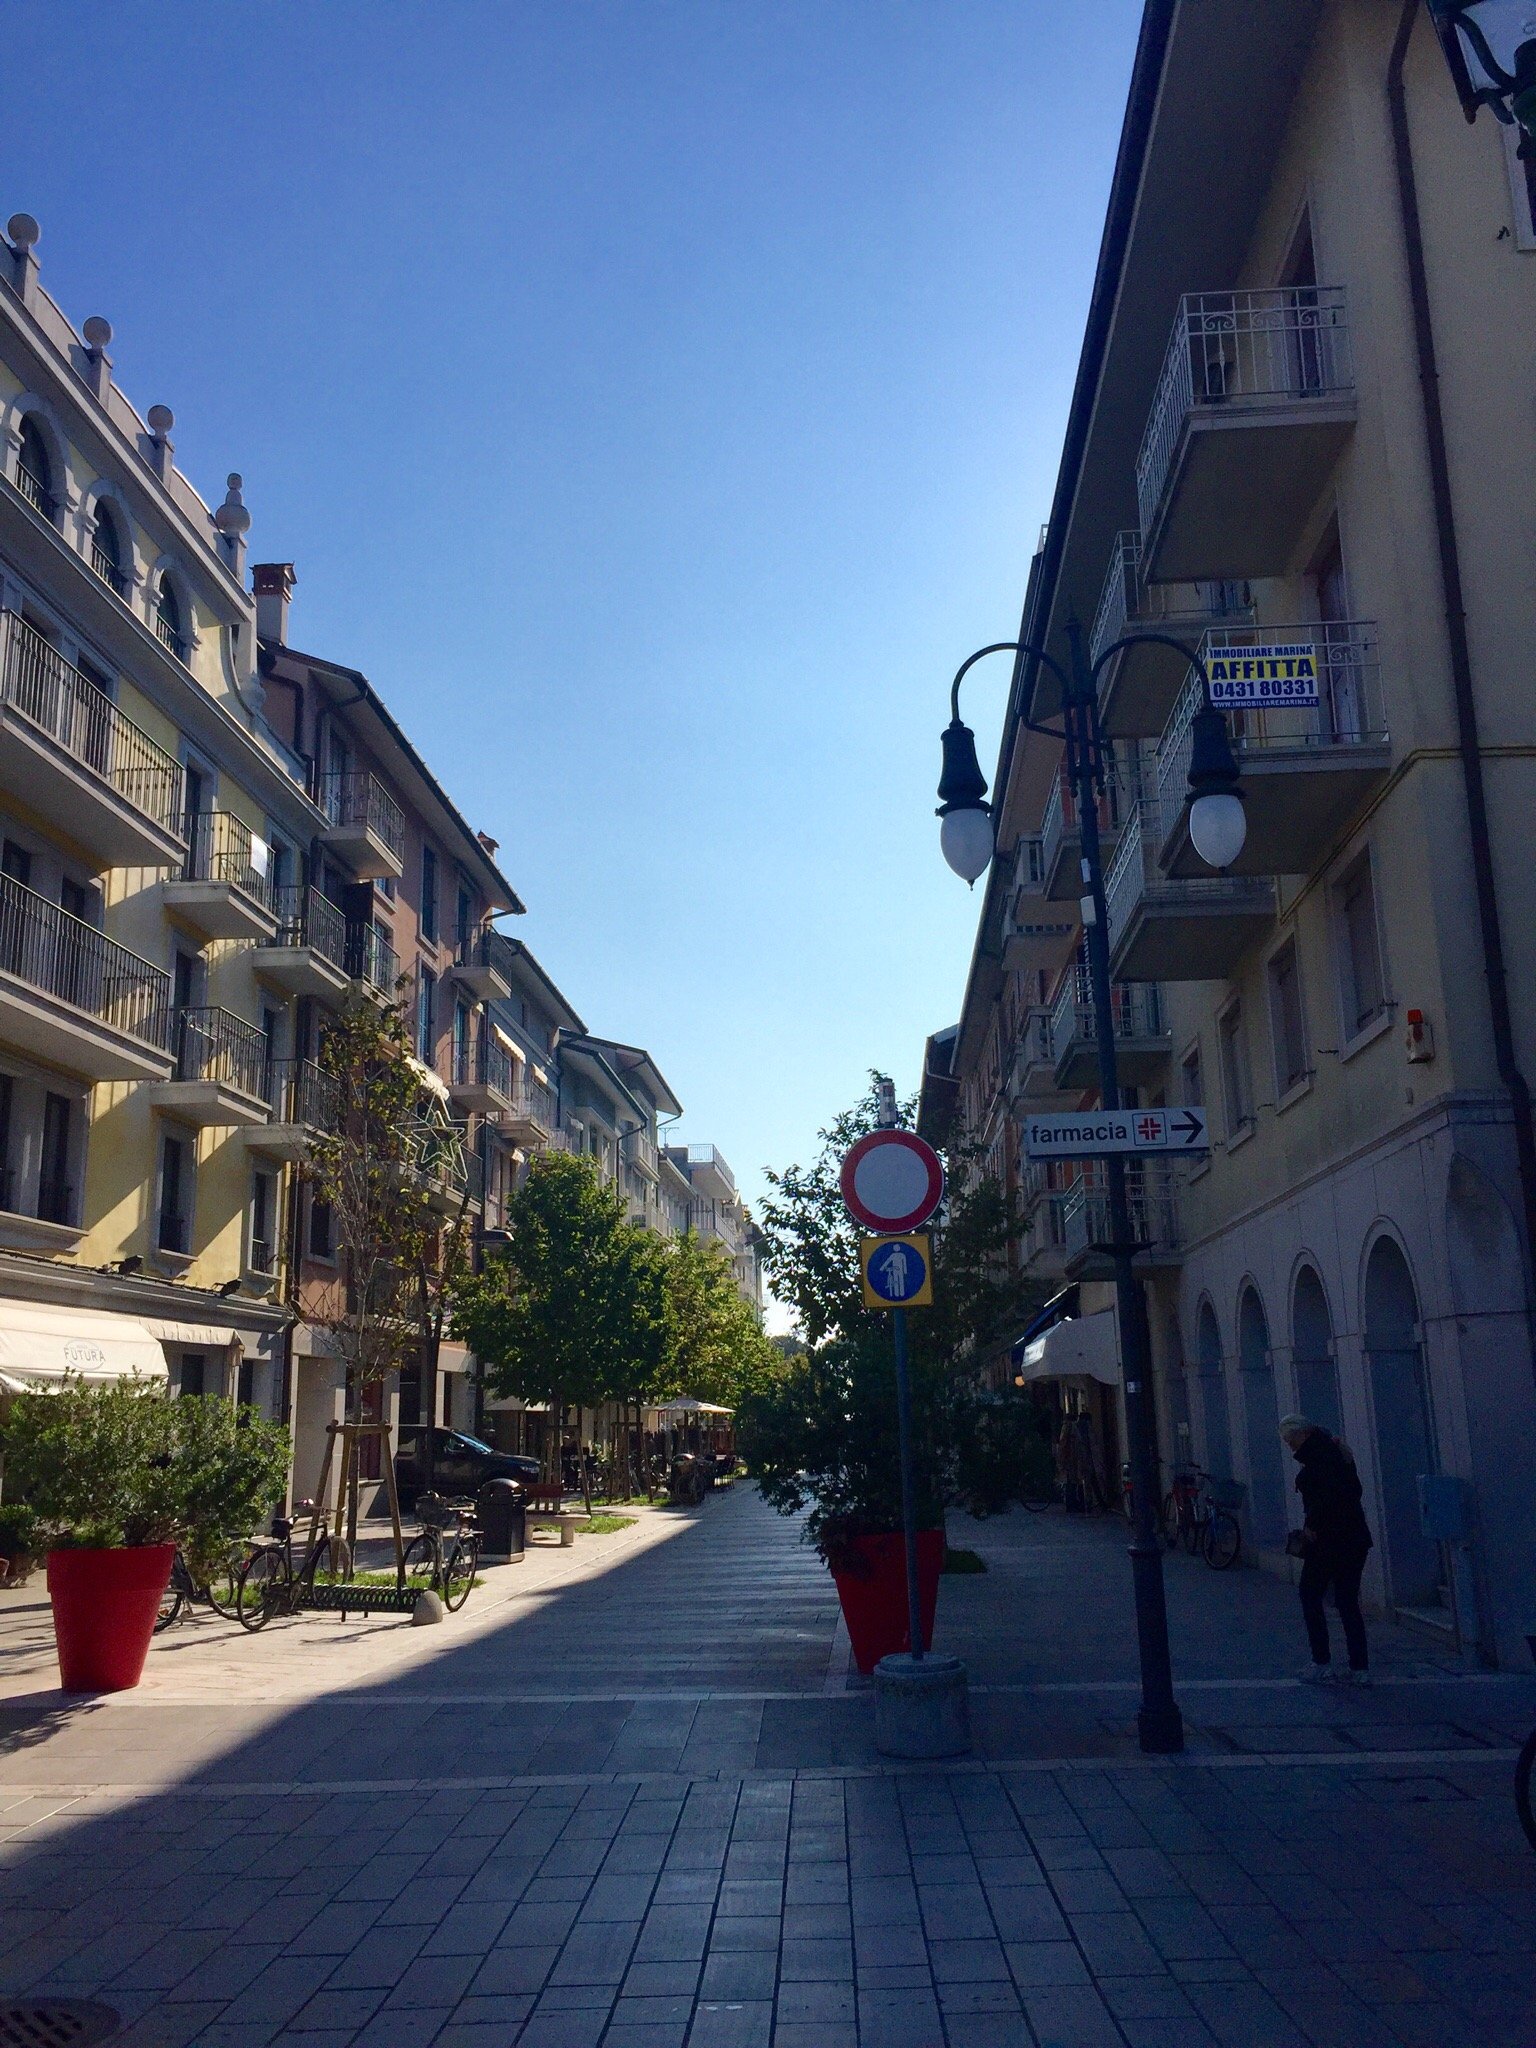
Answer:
[
  {"xmin": 0, "ymin": 872, "xmax": 172, "ymax": 1048},
  {"xmin": 90, "ymin": 542, "xmax": 129, "ymax": 596},
  {"xmin": 266, "ymin": 1055, "xmax": 340, "ymax": 1132},
  {"xmin": 268, "ymin": 884, "xmax": 349, "ymax": 971},
  {"xmin": 1137, "ymin": 286, "xmax": 1353, "ymax": 542},
  {"xmin": 11, "ymin": 461, "xmax": 54, "ymax": 520},
  {"xmin": 174, "ymin": 1006, "xmax": 271, "ymax": 1101},
  {"xmin": 346, "ymin": 921, "xmax": 399, "ymax": 994},
  {"xmin": 155, "ymin": 613, "xmax": 190, "ymax": 664},
  {"xmin": 317, "ymin": 769, "xmax": 406, "ymax": 864},
  {"xmin": 1089, "ymin": 529, "xmax": 1252, "ymax": 674},
  {"xmin": 1, "ymin": 610, "xmax": 184, "ymax": 835},
  {"xmin": 451, "ymin": 1028, "xmax": 514, "ymax": 1100},
  {"xmin": 182, "ymin": 811, "xmax": 271, "ymax": 902},
  {"xmin": 1048, "ymin": 969, "xmax": 1163, "ymax": 1060},
  {"xmin": 1062, "ymin": 1159, "xmax": 1181, "ymax": 1264}
]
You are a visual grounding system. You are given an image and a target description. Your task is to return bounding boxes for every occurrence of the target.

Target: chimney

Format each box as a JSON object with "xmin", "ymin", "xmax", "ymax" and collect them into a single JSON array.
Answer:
[
  {"xmin": 477, "ymin": 831, "xmax": 499, "ymax": 859},
  {"xmin": 5, "ymin": 214, "xmax": 39, "ymax": 307},
  {"xmin": 253, "ymin": 561, "xmax": 296, "ymax": 644}
]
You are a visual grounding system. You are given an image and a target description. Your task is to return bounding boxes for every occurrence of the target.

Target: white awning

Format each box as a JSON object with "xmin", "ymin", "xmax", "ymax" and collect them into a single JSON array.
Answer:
[
  {"xmin": 142, "ymin": 1319, "xmax": 235, "ymax": 1348},
  {"xmin": 407, "ymin": 1054, "xmax": 451, "ymax": 1103},
  {"xmin": 1018, "ymin": 1310, "xmax": 1121, "ymax": 1387},
  {"xmin": 0, "ymin": 1301, "xmax": 169, "ymax": 1394},
  {"xmin": 654, "ymin": 1397, "xmax": 734, "ymax": 1416}
]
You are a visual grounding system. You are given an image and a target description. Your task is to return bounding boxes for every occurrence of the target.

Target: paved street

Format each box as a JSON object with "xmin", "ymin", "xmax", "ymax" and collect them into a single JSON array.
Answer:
[{"xmin": 3, "ymin": 1487, "xmax": 1535, "ymax": 2046}]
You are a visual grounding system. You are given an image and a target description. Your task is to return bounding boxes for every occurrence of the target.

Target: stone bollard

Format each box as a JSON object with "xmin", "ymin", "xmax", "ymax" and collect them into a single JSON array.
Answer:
[
  {"xmin": 412, "ymin": 1590, "xmax": 446, "ymax": 1626},
  {"xmin": 873, "ymin": 1652, "xmax": 971, "ymax": 1759}
]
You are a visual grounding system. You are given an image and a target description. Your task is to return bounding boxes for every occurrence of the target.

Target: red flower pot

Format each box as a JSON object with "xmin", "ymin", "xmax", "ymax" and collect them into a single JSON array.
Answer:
[
  {"xmin": 46, "ymin": 1544, "xmax": 175, "ymax": 1693},
  {"xmin": 830, "ymin": 1529, "xmax": 944, "ymax": 1675}
]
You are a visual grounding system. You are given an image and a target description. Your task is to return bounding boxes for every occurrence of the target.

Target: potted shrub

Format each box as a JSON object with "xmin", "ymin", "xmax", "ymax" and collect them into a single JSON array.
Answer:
[
  {"xmin": 0, "ymin": 1380, "xmax": 288, "ymax": 1692},
  {"xmin": 0, "ymin": 1503, "xmax": 41, "ymax": 1587}
]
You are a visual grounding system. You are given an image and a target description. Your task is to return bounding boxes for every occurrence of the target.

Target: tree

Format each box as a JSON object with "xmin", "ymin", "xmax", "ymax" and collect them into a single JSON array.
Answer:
[
  {"xmin": 450, "ymin": 1151, "xmax": 670, "ymax": 1494},
  {"xmin": 303, "ymin": 998, "xmax": 474, "ymax": 1520},
  {"xmin": 661, "ymin": 1229, "xmax": 781, "ymax": 1412}
]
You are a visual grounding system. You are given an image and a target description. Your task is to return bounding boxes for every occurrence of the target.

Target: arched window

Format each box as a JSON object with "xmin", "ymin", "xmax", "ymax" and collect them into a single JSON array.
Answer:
[
  {"xmin": 1291, "ymin": 1265, "xmax": 1341, "ymax": 1436},
  {"xmin": 1237, "ymin": 1286, "xmax": 1287, "ymax": 1546},
  {"xmin": 90, "ymin": 501, "xmax": 125, "ymax": 595},
  {"xmin": 155, "ymin": 575, "xmax": 186, "ymax": 660},
  {"xmin": 1195, "ymin": 1300, "xmax": 1233, "ymax": 1480},
  {"xmin": 15, "ymin": 417, "xmax": 53, "ymax": 517},
  {"xmin": 1363, "ymin": 1236, "xmax": 1438, "ymax": 1609}
]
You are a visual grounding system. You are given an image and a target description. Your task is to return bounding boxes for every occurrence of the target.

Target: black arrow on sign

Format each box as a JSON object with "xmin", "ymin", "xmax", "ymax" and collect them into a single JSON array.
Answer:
[{"xmin": 1170, "ymin": 1112, "xmax": 1206, "ymax": 1147}]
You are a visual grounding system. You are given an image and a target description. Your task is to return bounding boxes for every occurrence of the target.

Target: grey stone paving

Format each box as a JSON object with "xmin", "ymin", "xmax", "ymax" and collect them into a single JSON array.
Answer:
[{"xmin": 1, "ymin": 1489, "xmax": 1533, "ymax": 2045}]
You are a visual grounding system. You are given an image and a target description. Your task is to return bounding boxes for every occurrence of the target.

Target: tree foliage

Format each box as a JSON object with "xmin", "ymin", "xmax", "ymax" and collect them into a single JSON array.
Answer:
[{"xmin": 663, "ymin": 1229, "xmax": 780, "ymax": 1410}]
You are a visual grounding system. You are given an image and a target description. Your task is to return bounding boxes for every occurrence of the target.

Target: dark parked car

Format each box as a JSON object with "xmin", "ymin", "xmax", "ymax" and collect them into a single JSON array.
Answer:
[{"xmin": 394, "ymin": 1426, "xmax": 540, "ymax": 1508}]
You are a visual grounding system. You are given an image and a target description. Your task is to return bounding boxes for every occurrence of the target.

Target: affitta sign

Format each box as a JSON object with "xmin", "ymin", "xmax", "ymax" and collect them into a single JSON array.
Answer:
[{"xmin": 1207, "ymin": 641, "xmax": 1319, "ymax": 709}]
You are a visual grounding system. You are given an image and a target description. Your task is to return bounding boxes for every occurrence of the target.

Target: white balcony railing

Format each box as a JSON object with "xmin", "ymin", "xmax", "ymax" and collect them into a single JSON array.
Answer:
[
  {"xmin": 1089, "ymin": 530, "xmax": 1252, "ymax": 674},
  {"xmin": 1048, "ymin": 968, "xmax": 1163, "ymax": 1062},
  {"xmin": 1137, "ymin": 287, "xmax": 1353, "ymax": 543},
  {"xmin": 1062, "ymin": 1159, "xmax": 1181, "ymax": 1263},
  {"xmin": 1154, "ymin": 621, "xmax": 1387, "ymax": 842}
]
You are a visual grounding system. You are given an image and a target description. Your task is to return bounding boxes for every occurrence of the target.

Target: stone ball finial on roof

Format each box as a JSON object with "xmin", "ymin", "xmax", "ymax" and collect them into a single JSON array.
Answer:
[
  {"xmin": 7, "ymin": 214, "xmax": 39, "ymax": 251},
  {"xmin": 147, "ymin": 404, "xmax": 174, "ymax": 437},
  {"xmin": 215, "ymin": 473, "xmax": 251, "ymax": 537},
  {"xmin": 82, "ymin": 316, "xmax": 112, "ymax": 350}
]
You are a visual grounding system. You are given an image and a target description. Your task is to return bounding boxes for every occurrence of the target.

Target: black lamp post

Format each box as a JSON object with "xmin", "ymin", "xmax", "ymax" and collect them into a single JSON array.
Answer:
[
  {"xmin": 1429, "ymin": 1, "xmax": 1536, "ymax": 153},
  {"xmin": 938, "ymin": 622, "xmax": 1240, "ymax": 1756}
]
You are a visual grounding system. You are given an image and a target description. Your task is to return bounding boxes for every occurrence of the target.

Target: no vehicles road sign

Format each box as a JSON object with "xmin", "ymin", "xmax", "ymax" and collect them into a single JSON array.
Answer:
[
  {"xmin": 841, "ymin": 1130, "xmax": 945, "ymax": 1234},
  {"xmin": 861, "ymin": 1234, "xmax": 933, "ymax": 1310},
  {"xmin": 1023, "ymin": 1107, "xmax": 1209, "ymax": 1160}
]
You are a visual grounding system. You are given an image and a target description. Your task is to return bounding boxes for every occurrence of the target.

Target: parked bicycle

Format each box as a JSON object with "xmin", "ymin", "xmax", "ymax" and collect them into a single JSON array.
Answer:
[
  {"xmin": 234, "ymin": 1505, "xmax": 350, "ymax": 1631},
  {"xmin": 1160, "ymin": 1466, "xmax": 1243, "ymax": 1569},
  {"xmin": 400, "ymin": 1493, "xmax": 479, "ymax": 1610},
  {"xmin": 155, "ymin": 1546, "xmax": 243, "ymax": 1632}
]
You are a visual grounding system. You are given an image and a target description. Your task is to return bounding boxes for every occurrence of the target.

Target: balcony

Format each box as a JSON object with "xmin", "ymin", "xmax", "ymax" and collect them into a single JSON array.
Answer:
[
  {"xmin": 90, "ymin": 542, "xmax": 129, "ymax": 598},
  {"xmin": 1154, "ymin": 623, "xmax": 1392, "ymax": 879},
  {"xmin": 408, "ymin": 1124, "xmax": 482, "ymax": 1216},
  {"xmin": 450, "ymin": 926, "xmax": 511, "ymax": 1002},
  {"xmin": 1039, "ymin": 765, "xmax": 1123, "ymax": 902},
  {"xmin": 1049, "ymin": 972, "xmax": 1170, "ymax": 1093},
  {"xmin": 1009, "ymin": 1008, "xmax": 1067, "ymax": 1106},
  {"xmin": 155, "ymin": 614, "xmax": 191, "ymax": 666},
  {"xmin": 1001, "ymin": 838, "xmax": 1078, "ymax": 976},
  {"xmin": 447, "ymin": 1028, "xmax": 516, "ymax": 1114},
  {"xmin": 0, "ymin": 610, "xmax": 185, "ymax": 870},
  {"xmin": 1063, "ymin": 1161, "xmax": 1182, "ymax": 1278},
  {"xmin": 494, "ymin": 1072, "xmax": 558, "ymax": 1148},
  {"xmin": 1090, "ymin": 531, "xmax": 1254, "ymax": 738},
  {"xmin": 1105, "ymin": 803, "xmax": 1275, "ymax": 983},
  {"xmin": 162, "ymin": 811, "xmax": 278, "ymax": 942},
  {"xmin": 316, "ymin": 770, "xmax": 405, "ymax": 880},
  {"xmin": 1018, "ymin": 1164, "xmax": 1070, "ymax": 1279},
  {"xmin": 247, "ymin": 1057, "xmax": 339, "ymax": 1163},
  {"xmin": 1137, "ymin": 288, "xmax": 1355, "ymax": 584},
  {"xmin": 253, "ymin": 886, "xmax": 350, "ymax": 1001},
  {"xmin": 0, "ymin": 874, "xmax": 173, "ymax": 1081},
  {"xmin": 147, "ymin": 1007, "xmax": 271, "ymax": 1127},
  {"xmin": 346, "ymin": 921, "xmax": 399, "ymax": 1000}
]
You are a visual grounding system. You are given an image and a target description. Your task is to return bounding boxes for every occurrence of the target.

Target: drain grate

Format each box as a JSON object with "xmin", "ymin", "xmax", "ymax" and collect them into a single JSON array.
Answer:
[{"xmin": 0, "ymin": 2003, "xmax": 121, "ymax": 2048}]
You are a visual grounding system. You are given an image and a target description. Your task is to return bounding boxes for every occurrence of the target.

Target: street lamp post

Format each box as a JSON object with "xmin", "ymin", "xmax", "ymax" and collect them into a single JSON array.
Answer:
[{"xmin": 937, "ymin": 620, "xmax": 1243, "ymax": 1756}]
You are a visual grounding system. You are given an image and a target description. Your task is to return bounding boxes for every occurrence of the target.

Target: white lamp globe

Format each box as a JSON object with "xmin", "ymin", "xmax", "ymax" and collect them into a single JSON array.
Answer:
[
  {"xmin": 941, "ymin": 806, "xmax": 995, "ymax": 885},
  {"xmin": 1188, "ymin": 791, "xmax": 1248, "ymax": 871}
]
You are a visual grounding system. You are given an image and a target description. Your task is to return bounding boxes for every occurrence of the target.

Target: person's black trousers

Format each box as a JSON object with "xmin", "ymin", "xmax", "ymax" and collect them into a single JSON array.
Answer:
[{"xmin": 1299, "ymin": 1542, "xmax": 1370, "ymax": 1670}]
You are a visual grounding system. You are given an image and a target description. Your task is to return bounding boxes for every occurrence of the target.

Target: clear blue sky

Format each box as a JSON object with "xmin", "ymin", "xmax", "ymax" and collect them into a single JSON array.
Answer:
[{"xmin": 7, "ymin": 0, "xmax": 1139, "ymax": 1281}]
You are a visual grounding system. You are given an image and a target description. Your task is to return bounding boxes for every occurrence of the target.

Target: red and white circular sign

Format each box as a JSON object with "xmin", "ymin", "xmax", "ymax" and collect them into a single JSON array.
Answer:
[{"xmin": 840, "ymin": 1130, "xmax": 945, "ymax": 1235}]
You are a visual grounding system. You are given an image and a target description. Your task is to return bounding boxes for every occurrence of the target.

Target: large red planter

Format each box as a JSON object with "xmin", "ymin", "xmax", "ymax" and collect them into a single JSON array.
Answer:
[
  {"xmin": 46, "ymin": 1544, "xmax": 175, "ymax": 1694},
  {"xmin": 830, "ymin": 1529, "xmax": 944, "ymax": 1675}
]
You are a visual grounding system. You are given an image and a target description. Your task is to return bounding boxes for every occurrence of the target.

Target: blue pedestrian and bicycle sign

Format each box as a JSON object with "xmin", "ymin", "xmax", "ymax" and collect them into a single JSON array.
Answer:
[{"xmin": 861, "ymin": 1233, "xmax": 933, "ymax": 1309}]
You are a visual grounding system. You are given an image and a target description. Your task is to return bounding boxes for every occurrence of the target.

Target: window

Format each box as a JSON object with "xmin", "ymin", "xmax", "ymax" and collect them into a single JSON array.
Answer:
[
  {"xmin": 90, "ymin": 502, "xmax": 125, "ymax": 592},
  {"xmin": 1268, "ymin": 939, "xmax": 1309, "ymax": 1096},
  {"xmin": 1335, "ymin": 851, "xmax": 1387, "ymax": 1038},
  {"xmin": 15, "ymin": 417, "xmax": 52, "ymax": 516},
  {"xmin": 159, "ymin": 1134, "xmax": 190, "ymax": 1253},
  {"xmin": 250, "ymin": 1171, "xmax": 277, "ymax": 1275},
  {"xmin": 156, "ymin": 576, "xmax": 185, "ymax": 659},
  {"xmin": 60, "ymin": 878, "xmax": 89, "ymax": 924},
  {"xmin": 1180, "ymin": 1041, "xmax": 1203, "ymax": 1115},
  {"xmin": 416, "ymin": 966, "xmax": 436, "ymax": 1062},
  {"xmin": 308, "ymin": 1189, "xmax": 334, "ymax": 1260},
  {"xmin": 178, "ymin": 1354, "xmax": 207, "ymax": 1398},
  {"xmin": 420, "ymin": 845, "xmax": 438, "ymax": 944},
  {"xmin": 0, "ymin": 1073, "xmax": 11, "ymax": 1211},
  {"xmin": 39, "ymin": 1092, "xmax": 72, "ymax": 1225},
  {"xmin": 1218, "ymin": 998, "xmax": 1253, "ymax": 1139},
  {"xmin": 456, "ymin": 884, "xmax": 473, "ymax": 950}
]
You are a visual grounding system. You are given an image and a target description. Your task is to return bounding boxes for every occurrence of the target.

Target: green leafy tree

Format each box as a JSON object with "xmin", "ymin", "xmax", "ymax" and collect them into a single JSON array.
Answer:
[{"xmin": 662, "ymin": 1230, "xmax": 780, "ymax": 1410}]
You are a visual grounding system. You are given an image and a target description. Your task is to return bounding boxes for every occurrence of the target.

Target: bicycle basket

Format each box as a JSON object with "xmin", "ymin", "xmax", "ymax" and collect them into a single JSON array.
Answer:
[{"xmin": 1205, "ymin": 1478, "xmax": 1247, "ymax": 1512}]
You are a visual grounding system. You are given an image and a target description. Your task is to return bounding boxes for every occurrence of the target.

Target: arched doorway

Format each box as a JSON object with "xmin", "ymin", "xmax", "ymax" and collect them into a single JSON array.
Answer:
[
  {"xmin": 1238, "ymin": 1287, "xmax": 1287, "ymax": 1546},
  {"xmin": 1291, "ymin": 1264, "xmax": 1342, "ymax": 1436},
  {"xmin": 1163, "ymin": 1311, "xmax": 1193, "ymax": 1472},
  {"xmin": 1363, "ymin": 1235, "xmax": 1439, "ymax": 1608},
  {"xmin": 1195, "ymin": 1300, "xmax": 1232, "ymax": 1480}
]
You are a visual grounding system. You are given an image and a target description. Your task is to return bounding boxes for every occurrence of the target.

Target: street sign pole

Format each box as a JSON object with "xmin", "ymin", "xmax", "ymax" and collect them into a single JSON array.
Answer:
[
  {"xmin": 890, "ymin": 1305, "xmax": 924, "ymax": 1664},
  {"xmin": 1065, "ymin": 616, "xmax": 1184, "ymax": 1757}
]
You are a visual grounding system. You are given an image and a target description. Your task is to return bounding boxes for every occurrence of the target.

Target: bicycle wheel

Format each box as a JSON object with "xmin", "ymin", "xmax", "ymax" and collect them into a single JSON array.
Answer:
[
  {"xmin": 235, "ymin": 1548, "xmax": 287, "ymax": 1631},
  {"xmin": 401, "ymin": 1533, "xmax": 438, "ymax": 1592},
  {"xmin": 1515, "ymin": 1728, "xmax": 1536, "ymax": 1854},
  {"xmin": 1160, "ymin": 1494, "xmax": 1183, "ymax": 1550},
  {"xmin": 442, "ymin": 1535, "xmax": 478, "ymax": 1611},
  {"xmin": 204, "ymin": 1547, "xmax": 246, "ymax": 1618},
  {"xmin": 155, "ymin": 1577, "xmax": 185, "ymax": 1633},
  {"xmin": 1203, "ymin": 1510, "xmax": 1242, "ymax": 1570}
]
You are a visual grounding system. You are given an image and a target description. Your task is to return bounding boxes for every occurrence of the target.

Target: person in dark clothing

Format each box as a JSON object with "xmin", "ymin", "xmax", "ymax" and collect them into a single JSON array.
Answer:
[{"xmin": 1281, "ymin": 1413, "xmax": 1374, "ymax": 1684}]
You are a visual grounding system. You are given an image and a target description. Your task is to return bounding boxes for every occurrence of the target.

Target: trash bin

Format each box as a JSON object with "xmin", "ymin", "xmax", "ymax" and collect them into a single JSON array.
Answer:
[{"xmin": 477, "ymin": 1479, "xmax": 526, "ymax": 1564}]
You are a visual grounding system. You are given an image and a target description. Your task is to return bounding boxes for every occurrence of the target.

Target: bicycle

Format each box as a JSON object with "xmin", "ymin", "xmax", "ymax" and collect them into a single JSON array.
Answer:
[
  {"xmin": 1160, "ymin": 1466, "xmax": 1243, "ymax": 1569},
  {"xmin": 234, "ymin": 1508, "xmax": 350, "ymax": 1631},
  {"xmin": 155, "ymin": 1546, "xmax": 243, "ymax": 1632},
  {"xmin": 1516, "ymin": 1634, "xmax": 1536, "ymax": 1854},
  {"xmin": 400, "ymin": 1493, "xmax": 479, "ymax": 1611}
]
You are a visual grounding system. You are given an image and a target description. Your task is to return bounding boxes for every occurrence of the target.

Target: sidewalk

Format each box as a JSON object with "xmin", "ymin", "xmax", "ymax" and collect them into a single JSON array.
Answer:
[{"xmin": 1, "ymin": 1486, "xmax": 1533, "ymax": 2046}]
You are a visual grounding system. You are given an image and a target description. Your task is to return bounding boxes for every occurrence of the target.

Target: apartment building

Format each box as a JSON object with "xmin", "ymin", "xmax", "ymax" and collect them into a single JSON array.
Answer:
[
  {"xmin": 937, "ymin": 1, "xmax": 1536, "ymax": 1664},
  {"xmin": 664, "ymin": 1143, "xmax": 764, "ymax": 1309},
  {"xmin": 0, "ymin": 216, "xmax": 311, "ymax": 1406},
  {"xmin": 255, "ymin": 577, "xmax": 524, "ymax": 1494}
]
